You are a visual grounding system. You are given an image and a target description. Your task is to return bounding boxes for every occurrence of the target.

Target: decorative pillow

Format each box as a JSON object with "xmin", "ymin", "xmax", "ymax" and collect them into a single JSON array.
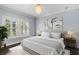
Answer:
[
  {"xmin": 50, "ymin": 32, "xmax": 61, "ymax": 39},
  {"xmin": 41, "ymin": 32, "xmax": 50, "ymax": 37}
]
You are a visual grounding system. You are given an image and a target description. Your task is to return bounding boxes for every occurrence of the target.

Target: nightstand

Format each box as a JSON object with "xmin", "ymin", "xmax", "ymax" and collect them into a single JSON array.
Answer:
[{"xmin": 64, "ymin": 37, "xmax": 76, "ymax": 48}]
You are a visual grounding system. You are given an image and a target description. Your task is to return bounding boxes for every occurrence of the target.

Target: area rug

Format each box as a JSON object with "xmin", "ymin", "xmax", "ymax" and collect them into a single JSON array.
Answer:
[{"xmin": 6, "ymin": 45, "xmax": 70, "ymax": 55}]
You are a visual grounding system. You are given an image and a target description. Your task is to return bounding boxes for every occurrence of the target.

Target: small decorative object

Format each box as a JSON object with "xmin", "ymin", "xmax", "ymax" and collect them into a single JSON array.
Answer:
[
  {"xmin": 0, "ymin": 26, "xmax": 8, "ymax": 49},
  {"xmin": 35, "ymin": 4, "xmax": 42, "ymax": 15},
  {"xmin": 38, "ymin": 34, "xmax": 41, "ymax": 36},
  {"xmin": 37, "ymin": 31, "xmax": 42, "ymax": 36}
]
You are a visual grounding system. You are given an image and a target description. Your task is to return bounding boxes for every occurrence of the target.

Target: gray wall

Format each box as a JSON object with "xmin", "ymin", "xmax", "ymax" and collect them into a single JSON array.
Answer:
[
  {"xmin": 36, "ymin": 12, "xmax": 63, "ymax": 33},
  {"xmin": 63, "ymin": 9, "xmax": 79, "ymax": 48},
  {"xmin": 0, "ymin": 8, "xmax": 36, "ymax": 36},
  {"xmin": 36, "ymin": 9, "xmax": 79, "ymax": 48}
]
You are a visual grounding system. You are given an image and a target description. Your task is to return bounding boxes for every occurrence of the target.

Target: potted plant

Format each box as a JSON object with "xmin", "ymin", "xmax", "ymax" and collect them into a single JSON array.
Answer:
[{"xmin": 0, "ymin": 26, "xmax": 8, "ymax": 48}]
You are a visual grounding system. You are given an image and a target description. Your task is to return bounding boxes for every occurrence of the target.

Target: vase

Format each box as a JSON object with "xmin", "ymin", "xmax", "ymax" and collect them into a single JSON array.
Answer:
[{"xmin": 0, "ymin": 41, "xmax": 4, "ymax": 49}]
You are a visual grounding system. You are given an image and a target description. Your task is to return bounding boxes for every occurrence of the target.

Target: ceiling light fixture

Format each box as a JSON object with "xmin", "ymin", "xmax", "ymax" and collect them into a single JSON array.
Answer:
[{"xmin": 35, "ymin": 4, "xmax": 42, "ymax": 15}]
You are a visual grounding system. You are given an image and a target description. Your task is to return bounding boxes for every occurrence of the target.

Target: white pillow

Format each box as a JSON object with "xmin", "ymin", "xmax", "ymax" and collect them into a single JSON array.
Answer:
[
  {"xmin": 41, "ymin": 32, "xmax": 50, "ymax": 37},
  {"xmin": 50, "ymin": 32, "xmax": 61, "ymax": 39}
]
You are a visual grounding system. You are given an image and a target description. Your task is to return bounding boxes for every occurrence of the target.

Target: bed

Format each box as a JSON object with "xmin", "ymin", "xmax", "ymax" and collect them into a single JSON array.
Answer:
[{"xmin": 21, "ymin": 35, "xmax": 65, "ymax": 55}]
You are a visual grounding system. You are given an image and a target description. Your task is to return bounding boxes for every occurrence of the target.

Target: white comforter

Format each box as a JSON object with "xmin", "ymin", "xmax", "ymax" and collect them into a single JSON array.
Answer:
[{"xmin": 21, "ymin": 36, "xmax": 65, "ymax": 55}]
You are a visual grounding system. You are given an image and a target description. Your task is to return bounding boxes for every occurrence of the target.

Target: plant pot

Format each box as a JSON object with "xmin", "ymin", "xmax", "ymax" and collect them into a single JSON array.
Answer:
[{"xmin": 0, "ymin": 41, "xmax": 4, "ymax": 49}]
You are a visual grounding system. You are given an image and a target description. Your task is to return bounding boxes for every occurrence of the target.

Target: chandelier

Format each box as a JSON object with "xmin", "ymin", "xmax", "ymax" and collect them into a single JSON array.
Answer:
[{"xmin": 35, "ymin": 4, "xmax": 42, "ymax": 14}]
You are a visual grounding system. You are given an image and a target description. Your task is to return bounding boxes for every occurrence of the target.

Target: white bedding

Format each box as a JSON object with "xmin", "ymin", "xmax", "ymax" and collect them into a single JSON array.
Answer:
[{"xmin": 21, "ymin": 36, "xmax": 65, "ymax": 55}]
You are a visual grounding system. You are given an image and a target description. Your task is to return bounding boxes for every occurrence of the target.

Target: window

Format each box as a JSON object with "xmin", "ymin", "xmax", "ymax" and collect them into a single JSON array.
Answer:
[
  {"xmin": 20, "ymin": 20, "xmax": 29, "ymax": 35},
  {"xmin": 4, "ymin": 19, "xmax": 11, "ymax": 36},
  {"xmin": 12, "ymin": 22, "xmax": 16, "ymax": 35},
  {"xmin": 2, "ymin": 16, "xmax": 29, "ymax": 37}
]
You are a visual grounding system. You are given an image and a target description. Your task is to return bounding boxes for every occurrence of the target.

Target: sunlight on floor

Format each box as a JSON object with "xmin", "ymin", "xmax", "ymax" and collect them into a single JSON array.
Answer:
[{"xmin": 6, "ymin": 45, "xmax": 30, "ymax": 55}]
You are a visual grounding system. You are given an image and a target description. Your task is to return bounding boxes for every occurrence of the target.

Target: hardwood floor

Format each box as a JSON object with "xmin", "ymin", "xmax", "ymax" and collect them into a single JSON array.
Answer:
[
  {"xmin": 7, "ymin": 43, "xmax": 21, "ymax": 48},
  {"xmin": 0, "ymin": 43, "xmax": 21, "ymax": 55}
]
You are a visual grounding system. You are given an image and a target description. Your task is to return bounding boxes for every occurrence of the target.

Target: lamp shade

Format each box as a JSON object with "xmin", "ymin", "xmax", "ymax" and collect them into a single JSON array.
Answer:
[
  {"xmin": 68, "ymin": 31, "xmax": 74, "ymax": 38},
  {"xmin": 35, "ymin": 4, "xmax": 42, "ymax": 14}
]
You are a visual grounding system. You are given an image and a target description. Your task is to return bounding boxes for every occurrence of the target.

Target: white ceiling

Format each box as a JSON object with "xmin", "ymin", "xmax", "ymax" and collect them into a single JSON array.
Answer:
[{"xmin": 0, "ymin": 4, "xmax": 79, "ymax": 17}]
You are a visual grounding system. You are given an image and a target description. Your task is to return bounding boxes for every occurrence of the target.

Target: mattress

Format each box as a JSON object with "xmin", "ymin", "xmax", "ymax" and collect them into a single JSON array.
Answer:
[{"xmin": 21, "ymin": 36, "xmax": 65, "ymax": 55}]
